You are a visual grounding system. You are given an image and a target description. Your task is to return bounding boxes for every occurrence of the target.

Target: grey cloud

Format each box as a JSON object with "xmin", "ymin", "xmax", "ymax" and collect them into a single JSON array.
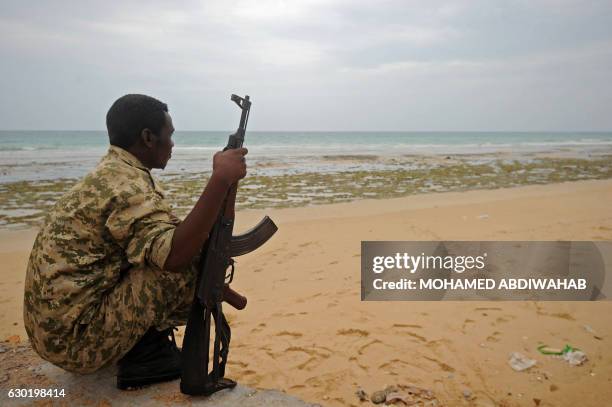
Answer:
[{"xmin": 0, "ymin": 0, "xmax": 611, "ymax": 130}]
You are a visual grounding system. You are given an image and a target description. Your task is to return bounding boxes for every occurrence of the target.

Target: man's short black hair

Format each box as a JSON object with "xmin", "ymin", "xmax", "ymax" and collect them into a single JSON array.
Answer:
[{"xmin": 106, "ymin": 94, "xmax": 169, "ymax": 149}]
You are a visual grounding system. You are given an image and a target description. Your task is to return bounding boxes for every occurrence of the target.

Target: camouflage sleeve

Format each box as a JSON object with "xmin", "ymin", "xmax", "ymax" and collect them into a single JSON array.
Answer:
[{"xmin": 105, "ymin": 193, "xmax": 178, "ymax": 270}]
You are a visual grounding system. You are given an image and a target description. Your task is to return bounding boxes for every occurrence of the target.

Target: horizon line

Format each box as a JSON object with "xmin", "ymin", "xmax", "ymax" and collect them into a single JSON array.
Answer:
[{"xmin": 1, "ymin": 129, "xmax": 612, "ymax": 133}]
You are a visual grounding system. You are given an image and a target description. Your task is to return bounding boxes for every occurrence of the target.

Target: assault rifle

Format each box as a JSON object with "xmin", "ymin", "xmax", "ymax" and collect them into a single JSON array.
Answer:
[{"xmin": 180, "ymin": 94, "xmax": 278, "ymax": 396}]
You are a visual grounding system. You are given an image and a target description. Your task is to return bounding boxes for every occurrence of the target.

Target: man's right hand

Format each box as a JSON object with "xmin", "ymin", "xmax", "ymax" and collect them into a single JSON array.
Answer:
[
  {"xmin": 165, "ymin": 147, "xmax": 248, "ymax": 272},
  {"xmin": 212, "ymin": 148, "xmax": 248, "ymax": 187}
]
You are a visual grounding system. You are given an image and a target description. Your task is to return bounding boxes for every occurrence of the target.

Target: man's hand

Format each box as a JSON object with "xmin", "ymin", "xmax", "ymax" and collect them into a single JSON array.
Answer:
[
  {"xmin": 163, "ymin": 147, "xmax": 247, "ymax": 272},
  {"xmin": 164, "ymin": 148, "xmax": 248, "ymax": 271},
  {"xmin": 212, "ymin": 148, "xmax": 248, "ymax": 187}
]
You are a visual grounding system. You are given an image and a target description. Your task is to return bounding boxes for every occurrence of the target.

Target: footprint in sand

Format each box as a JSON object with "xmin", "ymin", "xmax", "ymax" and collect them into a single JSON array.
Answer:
[
  {"xmin": 425, "ymin": 338, "xmax": 451, "ymax": 350},
  {"xmin": 392, "ymin": 324, "xmax": 428, "ymax": 344},
  {"xmin": 337, "ymin": 328, "xmax": 369, "ymax": 337},
  {"xmin": 249, "ymin": 322, "xmax": 267, "ymax": 333},
  {"xmin": 486, "ymin": 331, "xmax": 501, "ymax": 342},
  {"xmin": 392, "ymin": 323, "xmax": 423, "ymax": 329},
  {"xmin": 378, "ymin": 358, "xmax": 421, "ymax": 374},
  {"xmin": 357, "ymin": 339, "xmax": 383, "ymax": 355},
  {"xmin": 462, "ymin": 318, "xmax": 475, "ymax": 332},
  {"xmin": 474, "ymin": 307, "xmax": 501, "ymax": 317},
  {"xmin": 276, "ymin": 331, "xmax": 303, "ymax": 338},
  {"xmin": 423, "ymin": 356, "xmax": 455, "ymax": 372},
  {"xmin": 534, "ymin": 303, "xmax": 575, "ymax": 321},
  {"xmin": 348, "ymin": 356, "xmax": 369, "ymax": 373},
  {"xmin": 305, "ymin": 372, "xmax": 349, "ymax": 394},
  {"xmin": 227, "ymin": 360, "xmax": 249, "ymax": 368},
  {"xmin": 279, "ymin": 346, "xmax": 332, "ymax": 371},
  {"xmin": 235, "ymin": 369, "xmax": 261, "ymax": 384},
  {"xmin": 393, "ymin": 328, "xmax": 428, "ymax": 343},
  {"xmin": 493, "ymin": 315, "xmax": 517, "ymax": 325},
  {"xmin": 547, "ymin": 312, "xmax": 575, "ymax": 321},
  {"xmin": 297, "ymin": 357, "xmax": 319, "ymax": 370}
]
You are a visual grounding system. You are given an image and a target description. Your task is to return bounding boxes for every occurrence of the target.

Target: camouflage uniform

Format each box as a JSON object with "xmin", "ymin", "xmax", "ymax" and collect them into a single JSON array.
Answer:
[{"xmin": 24, "ymin": 146, "xmax": 197, "ymax": 374}]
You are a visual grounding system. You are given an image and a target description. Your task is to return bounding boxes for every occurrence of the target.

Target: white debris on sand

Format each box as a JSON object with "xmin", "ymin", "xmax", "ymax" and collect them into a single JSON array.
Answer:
[
  {"xmin": 563, "ymin": 350, "xmax": 588, "ymax": 366},
  {"xmin": 509, "ymin": 352, "xmax": 537, "ymax": 372}
]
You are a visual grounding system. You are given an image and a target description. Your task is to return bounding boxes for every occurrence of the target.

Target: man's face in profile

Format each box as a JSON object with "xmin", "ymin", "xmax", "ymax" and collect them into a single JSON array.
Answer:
[{"xmin": 151, "ymin": 112, "xmax": 175, "ymax": 170}]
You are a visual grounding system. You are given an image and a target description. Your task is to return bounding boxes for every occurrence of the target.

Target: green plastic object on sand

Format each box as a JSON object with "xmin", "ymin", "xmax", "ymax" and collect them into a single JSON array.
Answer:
[{"xmin": 537, "ymin": 344, "xmax": 579, "ymax": 355}]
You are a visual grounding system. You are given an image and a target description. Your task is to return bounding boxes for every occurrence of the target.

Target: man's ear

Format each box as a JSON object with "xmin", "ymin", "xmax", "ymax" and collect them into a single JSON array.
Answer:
[{"xmin": 140, "ymin": 128, "xmax": 155, "ymax": 148}]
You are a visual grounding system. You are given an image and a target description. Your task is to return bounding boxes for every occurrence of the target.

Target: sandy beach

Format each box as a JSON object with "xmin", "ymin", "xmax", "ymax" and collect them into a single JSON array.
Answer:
[{"xmin": 1, "ymin": 178, "xmax": 611, "ymax": 406}]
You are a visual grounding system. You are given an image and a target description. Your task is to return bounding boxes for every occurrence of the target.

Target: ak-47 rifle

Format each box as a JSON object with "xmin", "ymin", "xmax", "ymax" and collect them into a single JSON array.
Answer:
[{"xmin": 180, "ymin": 94, "xmax": 278, "ymax": 396}]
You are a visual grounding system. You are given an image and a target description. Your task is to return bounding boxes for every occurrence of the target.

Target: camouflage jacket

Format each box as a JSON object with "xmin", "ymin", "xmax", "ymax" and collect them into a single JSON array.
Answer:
[{"xmin": 24, "ymin": 145, "xmax": 180, "ymax": 349}]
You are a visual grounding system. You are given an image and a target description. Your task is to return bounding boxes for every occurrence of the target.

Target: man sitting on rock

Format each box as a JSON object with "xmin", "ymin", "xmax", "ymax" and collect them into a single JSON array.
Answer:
[{"xmin": 23, "ymin": 94, "xmax": 248, "ymax": 389}]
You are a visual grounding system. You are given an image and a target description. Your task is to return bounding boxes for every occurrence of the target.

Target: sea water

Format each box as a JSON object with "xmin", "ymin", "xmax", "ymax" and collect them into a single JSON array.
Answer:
[{"xmin": 1, "ymin": 131, "xmax": 611, "ymax": 183}]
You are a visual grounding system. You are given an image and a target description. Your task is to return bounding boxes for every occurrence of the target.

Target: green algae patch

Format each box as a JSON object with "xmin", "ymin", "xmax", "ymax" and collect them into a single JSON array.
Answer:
[
  {"xmin": 1, "ymin": 156, "xmax": 611, "ymax": 228},
  {"xmin": 0, "ymin": 179, "xmax": 77, "ymax": 228}
]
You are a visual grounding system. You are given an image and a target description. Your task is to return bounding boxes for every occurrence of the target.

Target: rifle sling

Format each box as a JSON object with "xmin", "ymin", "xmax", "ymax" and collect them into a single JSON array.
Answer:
[{"xmin": 180, "ymin": 300, "xmax": 235, "ymax": 396}]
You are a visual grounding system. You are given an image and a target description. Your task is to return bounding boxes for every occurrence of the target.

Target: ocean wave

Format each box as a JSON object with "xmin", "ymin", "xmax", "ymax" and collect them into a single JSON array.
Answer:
[
  {"xmin": 4, "ymin": 140, "xmax": 611, "ymax": 154},
  {"xmin": 0, "ymin": 146, "xmax": 53, "ymax": 151}
]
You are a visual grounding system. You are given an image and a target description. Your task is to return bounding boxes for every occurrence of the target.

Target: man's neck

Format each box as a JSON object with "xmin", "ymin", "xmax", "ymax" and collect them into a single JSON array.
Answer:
[{"xmin": 125, "ymin": 146, "xmax": 153, "ymax": 170}]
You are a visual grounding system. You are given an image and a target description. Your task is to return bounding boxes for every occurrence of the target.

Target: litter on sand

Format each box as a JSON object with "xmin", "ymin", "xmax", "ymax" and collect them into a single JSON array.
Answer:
[
  {"xmin": 537, "ymin": 344, "xmax": 588, "ymax": 366},
  {"xmin": 509, "ymin": 352, "xmax": 537, "ymax": 371},
  {"xmin": 563, "ymin": 350, "xmax": 588, "ymax": 366},
  {"xmin": 362, "ymin": 384, "xmax": 438, "ymax": 405}
]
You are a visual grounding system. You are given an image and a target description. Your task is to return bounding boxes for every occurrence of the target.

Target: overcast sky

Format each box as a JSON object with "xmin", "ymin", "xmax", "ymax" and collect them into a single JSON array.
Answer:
[{"xmin": 1, "ymin": 0, "xmax": 611, "ymax": 131}]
